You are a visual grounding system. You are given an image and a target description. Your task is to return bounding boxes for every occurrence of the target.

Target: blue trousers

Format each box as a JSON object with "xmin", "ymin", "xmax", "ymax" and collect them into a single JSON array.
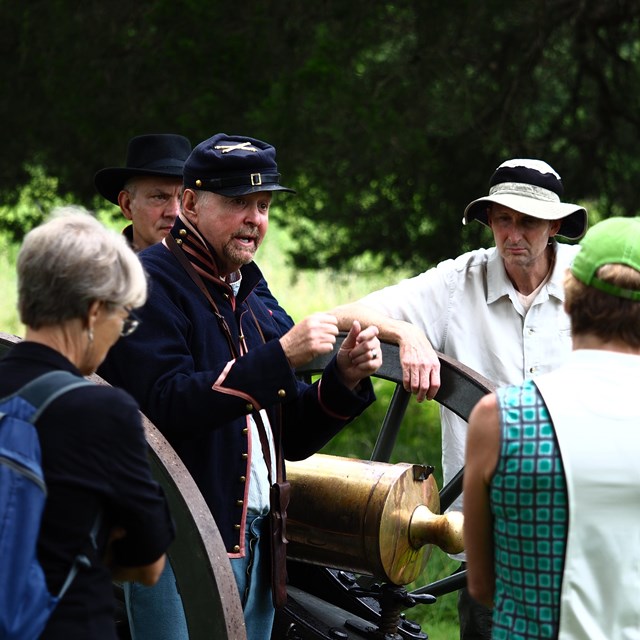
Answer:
[
  {"xmin": 231, "ymin": 514, "xmax": 274, "ymax": 640},
  {"xmin": 124, "ymin": 515, "xmax": 273, "ymax": 640},
  {"xmin": 124, "ymin": 560, "xmax": 188, "ymax": 640}
]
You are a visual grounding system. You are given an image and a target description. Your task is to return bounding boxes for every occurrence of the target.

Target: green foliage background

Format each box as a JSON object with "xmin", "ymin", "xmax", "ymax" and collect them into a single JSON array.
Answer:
[{"xmin": 1, "ymin": 0, "xmax": 637, "ymax": 273}]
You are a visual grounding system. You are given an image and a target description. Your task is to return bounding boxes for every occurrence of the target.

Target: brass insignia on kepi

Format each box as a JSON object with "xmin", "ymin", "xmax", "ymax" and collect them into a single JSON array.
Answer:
[{"xmin": 214, "ymin": 142, "xmax": 258, "ymax": 153}]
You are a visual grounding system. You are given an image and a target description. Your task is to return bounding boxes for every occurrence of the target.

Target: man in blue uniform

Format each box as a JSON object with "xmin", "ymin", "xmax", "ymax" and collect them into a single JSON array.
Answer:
[
  {"xmin": 95, "ymin": 132, "xmax": 294, "ymax": 336},
  {"xmin": 99, "ymin": 133, "xmax": 382, "ymax": 640}
]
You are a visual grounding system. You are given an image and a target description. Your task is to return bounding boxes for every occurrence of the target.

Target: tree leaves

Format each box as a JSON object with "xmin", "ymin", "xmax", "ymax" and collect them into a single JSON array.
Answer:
[{"xmin": 2, "ymin": 0, "xmax": 639, "ymax": 270}]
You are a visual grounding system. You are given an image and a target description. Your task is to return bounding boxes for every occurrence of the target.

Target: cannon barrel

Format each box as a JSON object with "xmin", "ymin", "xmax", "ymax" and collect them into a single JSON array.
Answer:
[{"xmin": 286, "ymin": 454, "xmax": 463, "ymax": 586}]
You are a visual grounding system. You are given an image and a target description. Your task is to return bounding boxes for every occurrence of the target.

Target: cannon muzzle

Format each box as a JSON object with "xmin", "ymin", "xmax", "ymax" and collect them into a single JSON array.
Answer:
[{"xmin": 285, "ymin": 454, "xmax": 463, "ymax": 585}]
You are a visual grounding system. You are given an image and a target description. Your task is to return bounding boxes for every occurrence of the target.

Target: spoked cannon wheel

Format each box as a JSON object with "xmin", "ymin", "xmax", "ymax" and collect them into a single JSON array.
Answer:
[{"xmin": 274, "ymin": 334, "xmax": 495, "ymax": 640}]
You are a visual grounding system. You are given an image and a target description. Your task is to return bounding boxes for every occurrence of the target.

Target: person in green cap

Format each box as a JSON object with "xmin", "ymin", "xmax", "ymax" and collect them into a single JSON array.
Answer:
[{"xmin": 463, "ymin": 216, "xmax": 640, "ymax": 639}]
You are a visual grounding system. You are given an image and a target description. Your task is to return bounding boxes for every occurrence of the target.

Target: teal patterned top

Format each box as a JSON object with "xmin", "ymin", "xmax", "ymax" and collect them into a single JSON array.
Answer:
[{"xmin": 490, "ymin": 380, "xmax": 568, "ymax": 639}]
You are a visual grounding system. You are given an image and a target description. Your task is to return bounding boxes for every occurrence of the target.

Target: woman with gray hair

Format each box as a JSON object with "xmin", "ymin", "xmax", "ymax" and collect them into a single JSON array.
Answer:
[{"xmin": 0, "ymin": 207, "xmax": 175, "ymax": 639}]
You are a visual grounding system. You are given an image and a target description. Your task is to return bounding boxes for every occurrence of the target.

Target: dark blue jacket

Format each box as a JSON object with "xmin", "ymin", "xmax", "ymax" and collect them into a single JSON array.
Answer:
[{"xmin": 99, "ymin": 221, "xmax": 374, "ymax": 555}]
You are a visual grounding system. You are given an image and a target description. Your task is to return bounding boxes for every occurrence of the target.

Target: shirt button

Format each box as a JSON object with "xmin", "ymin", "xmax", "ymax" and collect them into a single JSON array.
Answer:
[
  {"xmin": 233, "ymin": 545, "xmax": 240, "ymax": 553},
  {"xmin": 277, "ymin": 389, "xmax": 286, "ymax": 398},
  {"xmin": 529, "ymin": 366, "xmax": 537, "ymax": 373},
  {"xmin": 236, "ymin": 499, "xmax": 243, "ymax": 507}
]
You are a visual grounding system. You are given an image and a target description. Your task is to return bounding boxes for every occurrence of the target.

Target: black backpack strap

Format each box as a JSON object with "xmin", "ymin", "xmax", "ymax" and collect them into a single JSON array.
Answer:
[
  {"xmin": 56, "ymin": 510, "xmax": 103, "ymax": 599},
  {"xmin": 15, "ymin": 370, "xmax": 94, "ymax": 423}
]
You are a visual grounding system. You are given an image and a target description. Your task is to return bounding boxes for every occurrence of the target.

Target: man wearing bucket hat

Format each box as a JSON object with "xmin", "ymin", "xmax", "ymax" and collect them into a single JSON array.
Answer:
[
  {"xmin": 333, "ymin": 158, "xmax": 587, "ymax": 639},
  {"xmin": 464, "ymin": 216, "xmax": 640, "ymax": 639},
  {"xmin": 99, "ymin": 133, "xmax": 383, "ymax": 640},
  {"xmin": 95, "ymin": 133, "xmax": 192, "ymax": 251}
]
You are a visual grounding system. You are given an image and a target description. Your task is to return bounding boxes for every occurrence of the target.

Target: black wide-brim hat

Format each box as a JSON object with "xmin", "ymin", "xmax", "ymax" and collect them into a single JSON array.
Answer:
[
  {"xmin": 183, "ymin": 133, "xmax": 296, "ymax": 197},
  {"xmin": 94, "ymin": 134, "xmax": 192, "ymax": 204}
]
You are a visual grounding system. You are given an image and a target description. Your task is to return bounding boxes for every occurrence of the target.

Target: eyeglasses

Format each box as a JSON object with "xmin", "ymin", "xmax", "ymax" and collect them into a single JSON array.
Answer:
[{"xmin": 120, "ymin": 307, "xmax": 141, "ymax": 337}]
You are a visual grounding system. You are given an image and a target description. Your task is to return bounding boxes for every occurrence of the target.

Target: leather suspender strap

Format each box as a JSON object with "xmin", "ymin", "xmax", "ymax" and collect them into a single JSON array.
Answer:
[
  {"xmin": 247, "ymin": 325, "xmax": 289, "ymax": 608},
  {"xmin": 247, "ymin": 303, "xmax": 268, "ymax": 345},
  {"xmin": 165, "ymin": 233, "xmax": 239, "ymax": 359},
  {"xmin": 256, "ymin": 406, "xmax": 290, "ymax": 608}
]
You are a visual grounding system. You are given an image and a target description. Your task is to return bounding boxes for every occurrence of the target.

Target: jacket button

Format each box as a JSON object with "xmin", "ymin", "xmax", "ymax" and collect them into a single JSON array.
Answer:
[
  {"xmin": 234, "ymin": 524, "xmax": 241, "ymax": 530},
  {"xmin": 277, "ymin": 389, "xmax": 286, "ymax": 398},
  {"xmin": 233, "ymin": 545, "xmax": 240, "ymax": 553},
  {"xmin": 239, "ymin": 476, "xmax": 246, "ymax": 483},
  {"xmin": 242, "ymin": 452, "xmax": 248, "ymax": 460},
  {"xmin": 242, "ymin": 427, "xmax": 248, "ymax": 435},
  {"xmin": 245, "ymin": 403, "xmax": 253, "ymax": 413},
  {"xmin": 236, "ymin": 499, "xmax": 244, "ymax": 507},
  {"xmin": 179, "ymin": 228, "xmax": 187, "ymax": 237}
]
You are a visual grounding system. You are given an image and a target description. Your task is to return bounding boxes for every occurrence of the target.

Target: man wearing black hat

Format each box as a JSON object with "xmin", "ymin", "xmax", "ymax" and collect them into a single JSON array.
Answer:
[
  {"xmin": 99, "ymin": 133, "xmax": 383, "ymax": 640},
  {"xmin": 332, "ymin": 158, "xmax": 588, "ymax": 640},
  {"xmin": 95, "ymin": 133, "xmax": 295, "ymax": 340},
  {"xmin": 95, "ymin": 134, "xmax": 192, "ymax": 252}
]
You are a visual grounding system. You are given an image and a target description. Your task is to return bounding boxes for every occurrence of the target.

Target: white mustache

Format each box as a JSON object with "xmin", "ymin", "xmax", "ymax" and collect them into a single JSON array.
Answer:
[{"xmin": 234, "ymin": 227, "xmax": 259, "ymax": 240}]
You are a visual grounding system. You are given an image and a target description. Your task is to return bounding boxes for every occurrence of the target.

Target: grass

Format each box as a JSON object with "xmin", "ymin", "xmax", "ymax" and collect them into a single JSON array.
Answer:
[
  {"xmin": 0, "ymin": 215, "xmax": 460, "ymax": 639},
  {"xmin": 0, "ymin": 236, "xmax": 22, "ymax": 337}
]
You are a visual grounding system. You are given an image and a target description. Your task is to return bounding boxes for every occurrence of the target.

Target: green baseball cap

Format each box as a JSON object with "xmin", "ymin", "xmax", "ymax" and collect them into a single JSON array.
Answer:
[{"xmin": 571, "ymin": 216, "xmax": 640, "ymax": 301}]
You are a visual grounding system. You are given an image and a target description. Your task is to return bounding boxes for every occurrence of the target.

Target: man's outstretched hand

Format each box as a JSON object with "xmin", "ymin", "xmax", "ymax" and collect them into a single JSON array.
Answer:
[{"xmin": 279, "ymin": 314, "xmax": 382, "ymax": 390}]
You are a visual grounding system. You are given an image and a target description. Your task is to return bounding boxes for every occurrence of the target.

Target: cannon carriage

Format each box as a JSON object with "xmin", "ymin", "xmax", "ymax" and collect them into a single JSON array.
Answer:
[{"xmin": 0, "ymin": 331, "xmax": 494, "ymax": 639}]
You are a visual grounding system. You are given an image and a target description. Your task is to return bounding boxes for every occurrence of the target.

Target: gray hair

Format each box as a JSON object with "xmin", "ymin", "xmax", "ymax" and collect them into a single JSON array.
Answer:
[
  {"xmin": 188, "ymin": 188, "xmax": 215, "ymax": 208},
  {"xmin": 18, "ymin": 206, "xmax": 147, "ymax": 329},
  {"xmin": 122, "ymin": 177, "xmax": 139, "ymax": 198}
]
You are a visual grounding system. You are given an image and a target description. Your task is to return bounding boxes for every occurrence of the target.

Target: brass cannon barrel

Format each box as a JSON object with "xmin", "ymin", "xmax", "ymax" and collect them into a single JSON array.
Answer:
[{"xmin": 285, "ymin": 454, "xmax": 464, "ymax": 585}]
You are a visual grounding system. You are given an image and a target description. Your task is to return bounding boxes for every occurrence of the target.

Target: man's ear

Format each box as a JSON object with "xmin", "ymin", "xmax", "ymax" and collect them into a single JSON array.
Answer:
[
  {"xmin": 549, "ymin": 219, "xmax": 562, "ymax": 237},
  {"xmin": 485, "ymin": 205, "xmax": 494, "ymax": 228},
  {"xmin": 117, "ymin": 190, "xmax": 134, "ymax": 221},
  {"xmin": 182, "ymin": 189, "xmax": 198, "ymax": 225}
]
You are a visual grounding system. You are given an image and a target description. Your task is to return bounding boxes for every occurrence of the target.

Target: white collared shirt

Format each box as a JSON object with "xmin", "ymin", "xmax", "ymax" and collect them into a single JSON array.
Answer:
[{"xmin": 359, "ymin": 241, "xmax": 579, "ymax": 518}]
